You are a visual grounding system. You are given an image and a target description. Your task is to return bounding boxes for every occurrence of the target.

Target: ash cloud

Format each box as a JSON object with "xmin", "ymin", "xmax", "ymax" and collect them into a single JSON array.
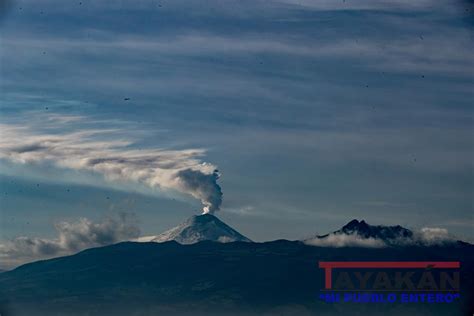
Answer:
[
  {"xmin": 176, "ymin": 168, "xmax": 222, "ymax": 214},
  {"xmin": 0, "ymin": 120, "xmax": 223, "ymax": 213},
  {"xmin": 0, "ymin": 213, "xmax": 140, "ymax": 269}
]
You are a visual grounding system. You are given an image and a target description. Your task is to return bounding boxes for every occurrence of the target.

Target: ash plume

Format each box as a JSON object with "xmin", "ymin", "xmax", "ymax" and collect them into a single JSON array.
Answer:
[
  {"xmin": 0, "ymin": 120, "xmax": 223, "ymax": 213},
  {"xmin": 176, "ymin": 168, "xmax": 222, "ymax": 214}
]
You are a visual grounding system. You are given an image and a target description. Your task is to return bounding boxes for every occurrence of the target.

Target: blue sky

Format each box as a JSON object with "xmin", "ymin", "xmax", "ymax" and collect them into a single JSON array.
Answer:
[{"xmin": 0, "ymin": 0, "xmax": 473, "ymax": 253}]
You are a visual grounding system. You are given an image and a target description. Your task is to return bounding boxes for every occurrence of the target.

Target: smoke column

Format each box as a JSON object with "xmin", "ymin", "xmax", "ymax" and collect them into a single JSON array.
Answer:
[{"xmin": 176, "ymin": 168, "xmax": 222, "ymax": 214}]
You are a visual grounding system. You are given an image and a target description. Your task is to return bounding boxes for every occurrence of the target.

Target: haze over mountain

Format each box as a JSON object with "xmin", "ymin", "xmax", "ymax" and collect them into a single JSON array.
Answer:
[{"xmin": 136, "ymin": 214, "xmax": 252, "ymax": 244}]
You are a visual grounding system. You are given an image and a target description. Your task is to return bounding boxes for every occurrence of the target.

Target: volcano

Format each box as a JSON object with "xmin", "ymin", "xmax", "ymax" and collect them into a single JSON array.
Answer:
[
  {"xmin": 304, "ymin": 219, "xmax": 465, "ymax": 247},
  {"xmin": 326, "ymin": 219, "xmax": 413, "ymax": 239},
  {"xmin": 137, "ymin": 214, "xmax": 252, "ymax": 244}
]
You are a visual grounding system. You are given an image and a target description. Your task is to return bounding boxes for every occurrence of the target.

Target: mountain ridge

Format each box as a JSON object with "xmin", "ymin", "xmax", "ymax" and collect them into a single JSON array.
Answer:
[
  {"xmin": 305, "ymin": 219, "xmax": 468, "ymax": 247},
  {"xmin": 319, "ymin": 219, "xmax": 413, "ymax": 239},
  {"xmin": 1, "ymin": 238, "xmax": 472, "ymax": 316}
]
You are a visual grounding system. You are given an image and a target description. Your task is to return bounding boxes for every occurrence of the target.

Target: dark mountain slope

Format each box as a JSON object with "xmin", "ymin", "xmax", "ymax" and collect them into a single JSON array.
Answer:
[{"xmin": 0, "ymin": 240, "xmax": 473, "ymax": 316}]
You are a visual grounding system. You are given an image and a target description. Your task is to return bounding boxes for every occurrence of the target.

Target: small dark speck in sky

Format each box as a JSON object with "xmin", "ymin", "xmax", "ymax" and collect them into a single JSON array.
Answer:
[{"xmin": 124, "ymin": 98, "xmax": 130, "ymax": 101}]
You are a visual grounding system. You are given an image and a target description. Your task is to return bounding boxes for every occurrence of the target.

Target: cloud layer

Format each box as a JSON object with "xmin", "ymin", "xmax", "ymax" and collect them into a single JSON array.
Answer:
[
  {"xmin": 305, "ymin": 234, "xmax": 386, "ymax": 248},
  {"xmin": 0, "ymin": 121, "xmax": 223, "ymax": 213},
  {"xmin": 415, "ymin": 227, "xmax": 456, "ymax": 246},
  {"xmin": 0, "ymin": 213, "xmax": 140, "ymax": 269}
]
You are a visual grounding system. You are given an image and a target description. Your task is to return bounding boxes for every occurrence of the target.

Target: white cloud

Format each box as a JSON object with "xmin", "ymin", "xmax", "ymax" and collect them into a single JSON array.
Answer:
[
  {"xmin": 415, "ymin": 227, "xmax": 457, "ymax": 245},
  {"xmin": 0, "ymin": 213, "xmax": 140, "ymax": 270},
  {"xmin": 305, "ymin": 233, "xmax": 386, "ymax": 248}
]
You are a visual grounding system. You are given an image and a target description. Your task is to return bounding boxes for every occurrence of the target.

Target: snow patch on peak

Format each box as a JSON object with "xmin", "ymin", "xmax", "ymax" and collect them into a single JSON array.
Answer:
[{"xmin": 136, "ymin": 214, "xmax": 252, "ymax": 245}]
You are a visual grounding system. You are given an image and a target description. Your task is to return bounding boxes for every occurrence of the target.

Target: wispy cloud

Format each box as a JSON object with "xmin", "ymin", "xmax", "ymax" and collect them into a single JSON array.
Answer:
[
  {"xmin": 4, "ymin": 30, "xmax": 473, "ymax": 77},
  {"xmin": 0, "ymin": 213, "xmax": 140, "ymax": 269},
  {"xmin": 11, "ymin": 0, "xmax": 463, "ymax": 13},
  {"xmin": 277, "ymin": 0, "xmax": 466, "ymax": 12},
  {"xmin": 45, "ymin": 114, "xmax": 86, "ymax": 124}
]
